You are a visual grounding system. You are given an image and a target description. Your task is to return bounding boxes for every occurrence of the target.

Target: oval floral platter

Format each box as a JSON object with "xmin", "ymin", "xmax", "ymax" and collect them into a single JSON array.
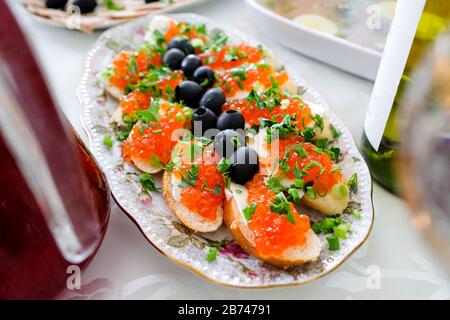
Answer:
[{"xmin": 78, "ymin": 13, "xmax": 374, "ymax": 288}]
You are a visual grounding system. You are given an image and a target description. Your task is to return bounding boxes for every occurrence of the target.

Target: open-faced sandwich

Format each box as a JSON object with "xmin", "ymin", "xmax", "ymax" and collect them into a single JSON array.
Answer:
[{"xmin": 102, "ymin": 15, "xmax": 358, "ymax": 268}]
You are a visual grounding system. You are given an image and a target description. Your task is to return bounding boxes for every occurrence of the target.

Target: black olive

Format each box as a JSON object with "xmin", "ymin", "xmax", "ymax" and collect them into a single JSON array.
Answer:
[
  {"xmin": 45, "ymin": 0, "xmax": 68, "ymax": 9},
  {"xmin": 216, "ymin": 110, "xmax": 245, "ymax": 131},
  {"xmin": 72, "ymin": 0, "xmax": 97, "ymax": 14},
  {"xmin": 191, "ymin": 107, "xmax": 217, "ymax": 137},
  {"xmin": 181, "ymin": 54, "xmax": 202, "ymax": 78},
  {"xmin": 230, "ymin": 147, "xmax": 259, "ymax": 185},
  {"xmin": 175, "ymin": 80, "xmax": 204, "ymax": 109},
  {"xmin": 199, "ymin": 88, "xmax": 226, "ymax": 116},
  {"xmin": 193, "ymin": 66, "xmax": 216, "ymax": 88},
  {"xmin": 163, "ymin": 48, "xmax": 186, "ymax": 71},
  {"xmin": 167, "ymin": 38, "xmax": 195, "ymax": 55},
  {"xmin": 214, "ymin": 129, "xmax": 246, "ymax": 159}
]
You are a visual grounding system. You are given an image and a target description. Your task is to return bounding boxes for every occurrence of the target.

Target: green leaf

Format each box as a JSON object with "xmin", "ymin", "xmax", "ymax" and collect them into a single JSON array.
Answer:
[
  {"xmin": 352, "ymin": 209, "xmax": 362, "ymax": 219},
  {"xmin": 242, "ymin": 203, "xmax": 257, "ymax": 220},
  {"xmin": 347, "ymin": 173, "xmax": 358, "ymax": 191},
  {"xmin": 320, "ymin": 218, "xmax": 336, "ymax": 233},
  {"xmin": 102, "ymin": 0, "xmax": 125, "ymax": 11},
  {"xmin": 330, "ymin": 124, "xmax": 342, "ymax": 139},
  {"xmin": 287, "ymin": 188, "xmax": 301, "ymax": 203},
  {"xmin": 153, "ymin": 29, "xmax": 165, "ymax": 46},
  {"xmin": 150, "ymin": 155, "xmax": 162, "ymax": 169},
  {"xmin": 136, "ymin": 98, "xmax": 160, "ymax": 123},
  {"xmin": 103, "ymin": 135, "xmax": 113, "ymax": 149},
  {"xmin": 140, "ymin": 173, "xmax": 160, "ymax": 192},
  {"xmin": 179, "ymin": 164, "xmax": 199, "ymax": 188},
  {"xmin": 116, "ymin": 128, "xmax": 130, "ymax": 141},
  {"xmin": 270, "ymin": 192, "xmax": 295, "ymax": 224},
  {"xmin": 311, "ymin": 114, "xmax": 324, "ymax": 132},
  {"xmin": 217, "ymin": 157, "xmax": 232, "ymax": 173},
  {"xmin": 306, "ymin": 186, "xmax": 315, "ymax": 200},
  {"xmin": 206, "ymin": 246, "xmax": 218, "ymax": 262},
  {"xmin": 202, "ymin": 183, "xmax": 222, "ymax": 196},
  {"xmin": 302, "ymin": 160, "xmax": 324, "ymax": 176},
  {"xmin": 267, "ymin": 176, "xmax": 283, "ymax": 193},
  {"xmin": 300, "ymin": 127, "xmax": 315, "ymax": 141},
  {"xmin": 314, "ymin": 138, "xmax": 329, "ymax": 149},
  {"xmin": 325, "ymin": 147, "xmax": 341, "ymax": 162},
  {"xmin": 326, "ymin": 236, "xmax": 340, "ymax": 251},
  {"xmin": 311, "ymin": 223, "xmax": 322, "ymax": 234},
  {"xmin": 333, "ymin": 223, "xmax": 351, "ymax": 240}
]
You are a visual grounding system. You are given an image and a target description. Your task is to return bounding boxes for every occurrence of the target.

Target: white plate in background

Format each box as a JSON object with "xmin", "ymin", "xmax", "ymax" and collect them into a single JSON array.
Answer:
[{"xmin": 246, "ymin": 0, "xmax": 385, "ymax": 80}]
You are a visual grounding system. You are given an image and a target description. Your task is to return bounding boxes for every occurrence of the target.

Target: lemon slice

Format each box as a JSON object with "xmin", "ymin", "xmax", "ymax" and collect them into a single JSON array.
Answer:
[
  {"xmin": 293, "ymin": 14, "xmax": 339, "ymax": 36},
  {"xmin": 377, "ymin": 1, "xmax": 397, "ymax": 21}
]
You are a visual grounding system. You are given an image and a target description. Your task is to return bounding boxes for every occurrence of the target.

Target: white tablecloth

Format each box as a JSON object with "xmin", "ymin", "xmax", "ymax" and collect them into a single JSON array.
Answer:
[{"xmin": 10, "ymin": 0, "xmax": 449, "ymax": 299}]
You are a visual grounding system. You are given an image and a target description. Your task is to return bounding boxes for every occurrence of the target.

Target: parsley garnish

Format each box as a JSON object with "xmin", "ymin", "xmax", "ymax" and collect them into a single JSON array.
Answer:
[
  {"xmin": 267, "ymin": 176, "xmax": 283, "ymax": 193},
  {"xmin": 136, "ymin": 98, "xmax": 160, "ymax": 123},
  {"xmin": 300, "ymin": 127, "xmax": 315, "ymax": 141},
  {"xmin": 270, "ymin": 192, "xmax": 295, "ymax": 224},
  {"xmin": 102, "ymin": 0, "xmax": 124, "ymax": 11},
  {"xmin": 217, "ymin": 157, "xmax": 232, "ymax": 173},
  {"xmin": 330, "ymin": 124, "xmax": 342, "ymax": 139},
  {"xmin": 140, "ymin": 173, "xmax": 160, "ymax": 192},
  {"xmin": 206, "ymin": 246, "xmax": 218, "ymax": 262},
  {"xmin": 179, "ymin": 164, "xmax": 199, "ymax": 188},
  {"xmin": 311, "ymin": 217, "xmax": 351, "ymax": 251},
  {"xmin": 311, "ymin": 114, "xmax": 324, "ymax": 132},
  {"xmin": 243, "ymin": 203, "xmax": 257, "ymax": 220},
  {"xmin": 103, "ymin": 135, "xmax": 113, "ymax": 149},
  {"xmin": 287, "ymin": 188, "xmax": 301, "ymax": 203},
  {"xmin": 347, "ymin": 173, "xmax": 358, "ymax": 192}
]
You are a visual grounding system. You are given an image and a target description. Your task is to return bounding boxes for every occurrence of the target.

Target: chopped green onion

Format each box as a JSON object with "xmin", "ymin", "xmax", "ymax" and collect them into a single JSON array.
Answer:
[
  {"xmin": 217, "ymin": 157, "xmax": 232, "ymax": 173},
  {"xmin": 347, "ymin": 173, "xmax": 358, "ymax": 191},
  {"xmin": 287, "ymin": 188, "xmax": 301, "ymax": 203},
  {"xmin": 206, "ymin": 246, "xmax": 218, "ymax": 262},
  {"xmin": 352, "ymin": 209, "xmax": 362, "ymax": 219},
  {"xmin": 326, "ymin": 236, "xmax": 340, "ymax": 251},
  {"xmin": 103, "ymin": 135, "xmax": 113, "ymax": 149},
  {"xmin": 242, "ymin": 203, "xmax": 257, "ymax": 220},
  {"xmin": 333, "ymin": 223, "xmax": 351, "ymax": 240},
  {"xmin": 140, "ymin": 173, "xmax": 160, "ymax": 192}
]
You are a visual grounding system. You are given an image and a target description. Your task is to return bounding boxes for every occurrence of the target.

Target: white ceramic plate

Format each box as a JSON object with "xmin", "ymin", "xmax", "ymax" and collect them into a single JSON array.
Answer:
[
  {"xmin": 19, "ymin": 0, "xmax": 209, "ymax": 33},
  {"xmin": 78, "ymin": 13, "xmax": 374, "ymax": 288},
  {"xmin": 245, "ymin": 0, "xmax": 383, "ymax": 80}
]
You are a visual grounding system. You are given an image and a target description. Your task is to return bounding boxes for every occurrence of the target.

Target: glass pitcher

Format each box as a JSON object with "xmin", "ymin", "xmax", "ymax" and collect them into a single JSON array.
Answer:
[{"xmin": 0, "ymin": 1, "xmax": 110, "ymax": 299}]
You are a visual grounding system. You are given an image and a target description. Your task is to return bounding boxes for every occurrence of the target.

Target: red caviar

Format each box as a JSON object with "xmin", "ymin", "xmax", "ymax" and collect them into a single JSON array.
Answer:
[
  {"xmin": 119, "ymin": 72, "xmax": 183, "ymax": 117},
  {"xmin": 164, "ymin": 21, "xmax": 206, "ymax": 43},
  {"xmin": 223, "ymin": 97, "xmax": 314, "ymax": 128},
  {"xmin": 246, "ymin": 174, "xmax": 310, "ymax": 256},
  {"xmin": 120, "ymin": 91, "xmax": 151, "ymax": 116},
  {"xmin": 219, "ymin": 67, "xmax": 289, "ymax": 98},
  {"xmin": 200, "ymin": 44, "xmax": 263, "ymax": 70},
  {"xmin": 173, "ymin": 143, "xmax": 225, "ymax": 221},
  {"xmin": 278, "ymin": 140, "xmax": 342, "ymax": 193},
  {"xmin": 108, "ymin": 49, "xmax": 162, "ymax": 91},
  {"xmin": 121, "ymin": 102, "xmax": 188, "ymax": 164}
]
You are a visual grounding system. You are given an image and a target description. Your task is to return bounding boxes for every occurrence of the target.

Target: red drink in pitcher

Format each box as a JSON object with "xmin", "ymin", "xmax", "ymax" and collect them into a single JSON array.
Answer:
[{"xmin": 0, "ymin": 1, "xmax": 110, "ymax": 299}]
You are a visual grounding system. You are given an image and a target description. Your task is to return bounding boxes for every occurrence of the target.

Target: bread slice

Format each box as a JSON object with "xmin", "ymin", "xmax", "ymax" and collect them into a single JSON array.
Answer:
[
  {"xmin": 302, "ymin": 185, "xmax": 349, "ymax": 215},
  {"xmin": 144, "ymin": 15, "xmax": 177, "ymax": 44},
  {"xmin": 223, "ymin": 196, "xmax": 322, "ymax": 267},
  {"xmin": 105, "ymin": 83, "xmax": 124, "ymax": 100},
  {"xmin": 162, "ymin": 171, "xmax": 223, "ymax": 233}
]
